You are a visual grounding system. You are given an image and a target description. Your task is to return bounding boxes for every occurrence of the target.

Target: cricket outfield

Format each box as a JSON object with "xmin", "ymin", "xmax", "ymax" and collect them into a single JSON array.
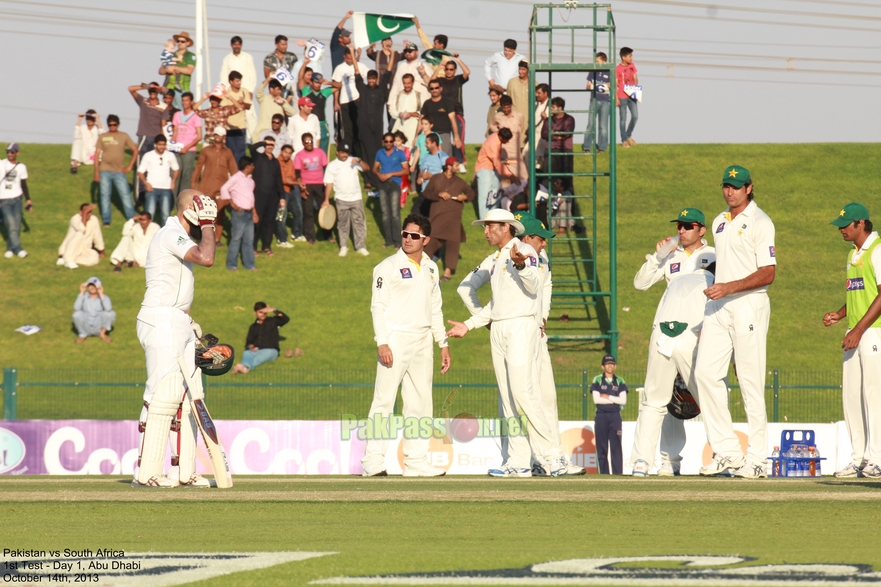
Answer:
[{"xmin": 1, "ymin": 476, "xmax": 880, "ymax": 586}]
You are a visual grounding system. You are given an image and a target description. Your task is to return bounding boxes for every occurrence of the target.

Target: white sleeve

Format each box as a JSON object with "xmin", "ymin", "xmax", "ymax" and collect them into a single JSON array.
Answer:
[
  {"xmin": 137, "ymin": 153, "xmax": 149, "ymax": 174},
  {"xmin": 542, "ymin": 263, "xmax": 552, "ymax": 322},
  {"xmin": 430, "ymin": 268, "xmax": 448, "ymax": 347},
  {"xmin": 464, "ymin": 301, "xmax": 493, "ymax": 331},
  {"xmin": 607, "ymin": 391, "xmax": 627, "ymax": 406},
  {"xmin": 484, "ymin": 54, "xmax": 495, "ymax": 82},
  {"xmin": 872, "ymin": 243, "xmax": 881, "ymax": 278},
  {"xmin": 516, "ymin": 246, "xmax": 541, "ymax": 295},
  {"xmin": 754, "ymin": 215, "xmax": 777, "ymax": 267},
  {"xmin": 633, "ymin": 253, "xmax": 666, "ymax": 290},
  {"xmin": 457, "ymin": 255, "xmax": 493, "ymax": 315},
  {"xmin": 169, "ymin": 154, "xmax": 180, "ymax": 171},
  {"xmin": 592, "ymin": 390, "xmax": 613, "ymax": 405},
  {"xmin": 163, "ymin": 226, "xmax": 195, "ymax": 260},
  {"xmin": 370, "ymin": 261, "xmax": 394, "ymax": 346}
]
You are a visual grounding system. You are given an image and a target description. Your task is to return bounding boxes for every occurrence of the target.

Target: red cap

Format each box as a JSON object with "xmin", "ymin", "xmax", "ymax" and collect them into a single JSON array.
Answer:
[
  {"xmin": 298, "ymin": 96, "xmax": 316, "ymax": 107},
  {"xmin": 445, "ymin": 157, "xmax": 458, "ymax": 167}
]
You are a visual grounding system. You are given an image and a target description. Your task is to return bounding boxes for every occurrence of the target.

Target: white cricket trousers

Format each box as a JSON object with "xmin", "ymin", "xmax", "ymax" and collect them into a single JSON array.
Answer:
[
  {"xmin": 536, "ymin": 336, "xmax": 562, "ymax": 450},
  {"xmin": 842, "ymin": 327, "xmax": 881, "ymax": 466},
  {"xmin": 362, "ymin": 330, "xmax": 435, "ymax": 471},
  {"xmin": 630, "ymin": 329, "xmax": 698, "ymax": 468},
  {"xmin": 695, "ymin": 293, "xmax": 770, "ymax": 466},
  {"xmin": 136, "ymin": 307, "xmax": 196, "ymax": 403},
  {"xmin": 491, "ymin": 317, "xmax": 562, "ymax": 469}
]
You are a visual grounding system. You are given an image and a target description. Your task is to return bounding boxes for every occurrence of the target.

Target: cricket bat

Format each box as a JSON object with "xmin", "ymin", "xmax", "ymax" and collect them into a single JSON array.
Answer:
[{"xmin": 177, "ymin": 357, "xmax": 233, "ymax": 488}]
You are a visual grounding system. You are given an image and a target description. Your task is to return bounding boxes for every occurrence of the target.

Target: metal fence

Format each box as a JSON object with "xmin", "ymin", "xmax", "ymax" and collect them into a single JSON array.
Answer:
[{"xmin": 1, "ymin": 366, "xmax": 843, "ymax": 423}]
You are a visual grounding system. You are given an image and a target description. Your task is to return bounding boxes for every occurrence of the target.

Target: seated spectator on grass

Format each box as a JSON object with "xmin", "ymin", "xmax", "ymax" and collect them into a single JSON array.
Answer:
[
  {"xmin": 110, "ymin": 212, "xmax": 159, "ymax": 272},
  {"xmin": 70, "ymin": 109, "xmax": 103, "ymax": 174},
  {"xmin": 232, "ymin": 302, "xmax": 290, "ymax": 374},
  {"xmin": 73, "ymin": 277, "xmax": 115, "ymax": 344},
  {"xmin": 137, "ymin": 135, "xmax": 179, "ymax": 226},
  {"xmin": 57, "ymin": 204, "xmax": 105, "ymax": 269}
]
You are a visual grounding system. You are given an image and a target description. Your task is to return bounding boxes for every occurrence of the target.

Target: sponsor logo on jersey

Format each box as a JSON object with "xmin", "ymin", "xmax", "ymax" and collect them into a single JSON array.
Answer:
[
  {"xmin": 400, "ymin": 268, "xmax": 412, "ymax": 279},
  {"xmin": 670, "ymin": 263, "xmax": 681, "ymax": 274},
  {"xmin": 769, "ymin": 246, "xmax": 775, "ymax": 257},
  {"xmin": 716, "ymin": 222, "xmax": 725, "ymax": 233},
  {"xmin": 528, "ymin": 255, "xmax": 537, "ymax": 267},
  {"xmin": 177, "ymin": 236, "xmax": 187, "ymax": 245},
  {"xmin": 847, "ymin": 277, "xmax": 865, "ymax": 291}
]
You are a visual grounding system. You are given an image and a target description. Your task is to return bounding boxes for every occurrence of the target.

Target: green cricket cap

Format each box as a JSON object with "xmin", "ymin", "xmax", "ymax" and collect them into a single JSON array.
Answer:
[
  {"xmin": 831, "ymin": 202, "xmax": 870, "ymax": 227},
  {"xmin": 721, "ymin": 165, "xmax": 751, "ymax": 188},
  {"xmin": 671, "ymin": 207, "xmax": 706, "ymax": 226},
  {"xmin": 514, "ymin": 212, "xmax": 555, "ymax": 239}
]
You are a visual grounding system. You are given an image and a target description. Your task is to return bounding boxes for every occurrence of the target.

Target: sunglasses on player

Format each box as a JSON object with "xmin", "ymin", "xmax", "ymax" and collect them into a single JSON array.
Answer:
[
  {"xmin": 676, "ymin": 222, "xmax": 700, "ymax": 231},
  {"xmin": 401, "ymin": 231, "xmax": 426, "ymax": 240}
]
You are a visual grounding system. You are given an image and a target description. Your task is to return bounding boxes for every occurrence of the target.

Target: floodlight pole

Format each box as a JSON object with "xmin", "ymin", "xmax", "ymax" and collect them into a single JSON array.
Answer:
[{"xmin": 194, "ymin": 0, "xmax": 211, "ymax": 97}]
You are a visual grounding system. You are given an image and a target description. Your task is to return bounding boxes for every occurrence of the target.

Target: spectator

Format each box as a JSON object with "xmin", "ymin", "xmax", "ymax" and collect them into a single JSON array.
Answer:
[
  {"xmin": 277, "ymin": 144, "xmax": 303, "ymax": 246},
  {"xmin": 220, "ymin": 156, "xmax": 257, "ymax": 271},
  {"xmin": 294, "ymin": 132, "xmax": 330, "ymax": 244},
  {"xmin": 0, "ymin": 143, "xmax": 31, "ymax": 259},
  {"xmin": 73, "ymin": 277, "xmax": 116, "ymax": 344},
  {"xmin": 288, "ymin": 97, "xmax": 321, "ymax": 154},
  {"xmin": 485, "ymin": 39, "xmax": 525, "ymax": 93},
  {"xmin": 422, "ymin": 157, "xmax": 475, "ymax": 281},
  {"xmin": 192, "ymin": 127, "xmax": 237, "ymax": 244},
  {"xmin": 366, "ymin": 37, "xmax": 402, "ymax": 82},
  {"xmin": 491, "ymin": 95, "xmax": 526, "ymax": 173},
  {"xmin": 331, "ymin": 48, "xmax": 364, "ymax": 154},
  {"xmin": 223, "ymin": 71, "xmax": 253, "ymax": 163},
  {"xmin": 617, "ymin": 46, "xmax": 639, "ymax": 148},
  {"xmin": 300, "ymin": 68, "xmax": 334, "ymax": 153},
  {"xmin": 161, "ymin": 89, "xmax": 178, "ymax": 136},
  {"xmin": 507, "ymin": 60, "xmax": 530, "ymax": 122},
  {"xmin": 592, "ymin": 354, "xmax": 628, "ymax": 475},
  {"xmin": 421, "ymin": 79, "xmax": 461, "ymax": 154},
  {"xmin": 159, "ymin": 32, "xmax": 196, "ymax": 109},
  {"xmin": 433, "ymin": 55, "xmax": 470, "ymax": 170},
  {"xmin": 193, "ymin": 89, "xmax": 243, "ymax": 144},
  {"xmin": 474, "ymin": 128, "xmax": 515, "ymax": 220},
  {"xmin": 110, "ymin": 212, "xmax": 159, "ymax": 272},
  {"xmin": 534, "ymin": 83, "xmax": 551, "ymax": 163},
  {"xmin": 413, "ymin": 16, "xmax": 450, "ymax": 66},
  {"xmin": 549, "ymin": 177, "xmax": 575, "ymax": 235},
  {"xmin": 330, "ymin": 11, "xmax": 354, "ymax": 71},
  {"xmin": 393, "ymin": 131, "xmax": 414, "ymax": 201},
  {"xmin": 411, "ymin": 117, "xmax": 441, "ymax": 171},
  {"xmin": 541, "ymin": 96, "xmax": 576, "ymax": 192},
  {"xmin": 257, "ymin": 114, "xmax": 292, "ymax": 158},
  {"xmin": 352, "ymin": 46, "xmax": 394, "ymax": 191},
  {"xmin": 171, "ymin": 92, "xmax": 202, "ymax": 197},
  {"xmin": 373, "ymin": 132, "xmax": 410, "ymax": 249},
  {"xmin": 263, "ymin": 34, "xmax": 298, "ymax": 80},
  {"xmin": 219, "ymin": 36, "xmax": 258, "ymax": 137},
  {"xmin": 136, "ymin": 135, "xmax": 179, "ymax": 226},
  {"xmin": 70, "ymin": 109, "xmax": 104, "ymax": 174},
  {"xmin": 94, "ymin": 115, "xmax": 137, "ymax": 227},
  {"xmin": 324, "ymin": 143, "xmax": 370, "ymax": 257},
  {"xmin": 584, "ymin": 52, "xmax": 611, "ymax": 153},
  {"xmin": 416, "ymin": 133, "xmax": 448, "ymax": 197},
  {"xmin": 389, "ymin": 73, "xmax": 423, "ymax": 146},
  {"xmin": 388, "ymin": 42, "xmax": 429, "ymax": 106},
  {"xmin": 255, "ymin": 78, "xmax": 295, "ymax": 136},
  {"xmin": 127, "ymin": 83, "xmax": 167, "ymax": 162},
  {"xmin": 250, "ymin": 138, "xmax": 285, "ymax": 256},
  {"xmin": 485, "ymin": 88, "xmax": 502, "ymax": 137},
  {"xmin": 57, "ymin": 204, "xmax": 105, "ymax": 269},
  {"xmin": 232, "ymin": 303, "xmax": 290, "ymax": 374}
]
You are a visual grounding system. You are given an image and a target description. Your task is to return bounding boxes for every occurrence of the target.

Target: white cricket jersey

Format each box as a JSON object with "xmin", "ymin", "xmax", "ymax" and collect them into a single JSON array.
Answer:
[
  {"xmin": 711, "ymin": 200, "xmax": 776, "ymax": 294},
  {"xmin": 633, "ymin": 239, "xmax": 715, "ymax": 290},
  {"xmin": 141, "ymin": 216, "xmax": 197, "ymax": 311},
  {"xmin": 370, "ymin": 249, "xmax": 447, "ymax": 347},
  {"xmin": 458, "ymin": 238, "xmax": 542, "ymax": 329},
  {"xmin": 654, "ymin": 270, "xmax": 714, "ymax": 333},
  {"xmin": 0, "ymin": 159, "xmax": 27, "ymax": 200}
]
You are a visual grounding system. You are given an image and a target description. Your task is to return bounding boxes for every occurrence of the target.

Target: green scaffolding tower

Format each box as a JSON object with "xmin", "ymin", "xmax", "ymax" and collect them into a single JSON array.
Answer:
[{"xmin": 528, "ymin": 3, "xmax": 618, "ymax": 355}]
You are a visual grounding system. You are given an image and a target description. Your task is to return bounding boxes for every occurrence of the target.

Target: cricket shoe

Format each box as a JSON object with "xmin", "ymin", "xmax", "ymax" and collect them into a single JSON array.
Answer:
[
  {"xmin": 531, "ymin": 461, "xmax": 550, "ymax": 477},
  {"xmin": 658, "ymin": 462, "xmax": 681, "ymax": 477},
  {"xmin": 550, "ymin": 457, "xmax": 586, "ymax": 476},
  {"xmin": 402, "ymin": 464, "xmax": 446, "ymax": 477},
  {"xmin": 631, "ymin": 459, "xmax": 650, "ymax": 477},
  {"xmin": 180, "ymin": 474, "xmax": 216, "ymax": 488},
  {"xmin": 860, "ymin": 462, "xmax": 881, "ymax": 479},
  {"xmin": 131, "ymin": 475, "xmax": 179, "ymax": 488},
  {"xmin": 733, "ymin": 463, "xmax": 767, "ymax": 479},
  {"xmin": 361, "ymin": 465, "xmax": 388, "ymax": 477},
  {"xmin": 834, "ymin": 462, "xmax": 864, "ymax": 478},
  {"xmin": 488, "ymin": 465, "xmax": 532, "ymax": 478},
  {"xmin": 699, "ymin": 455, "xmax": 745, "ymax": 476}
]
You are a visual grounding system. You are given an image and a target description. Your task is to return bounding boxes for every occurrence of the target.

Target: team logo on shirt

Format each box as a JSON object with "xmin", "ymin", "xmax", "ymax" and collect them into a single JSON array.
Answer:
[
  {"xmin": 400, "ymin": 268, "xmax": 413, "ymax": 279},
  {"xmin": 769, "ymin": 246, "xmax": 775, "ymax": 257},
  {"xmin": 528, "ymin": 255, "xmax": 537, "ymax": 267},
  {"xmin": 846, "ymin": 277, "xmax": 865, "ymax": 291},
  {"xmin": 670, "ymin": 263, "xmax": 681, "ymax": 274},
  {"xmin": 716, "ymin": 222, "xmax": 726, "ymax": 233}
]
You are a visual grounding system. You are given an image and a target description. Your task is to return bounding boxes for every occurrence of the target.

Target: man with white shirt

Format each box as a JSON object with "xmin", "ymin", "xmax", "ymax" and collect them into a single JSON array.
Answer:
[
  {"xmin": 57, "ymin": 203, "xmax": 105, "ymax": 269},
  {"xmin": 362, "ymin": 213, "xmax": 451, "ymax": 477},
  {"xmin": 137, "ymin": 135, "xmax": 180, "ymax": 227},
  {"xmin": 324, "ymin": 144, "xmax": 369, "ymax": 257},
  {"xmin": 257, "ymin": 115, "xmax": 291, "ymax": 157},
  {"xmin": 485, "ymin": 39, "xmax": 525, "ymax": 94},
  {"xmin": 111, "ymin": 212, "xmax": 160, "ymax": 272},
  {"xmin": 696, "ymin": 165, "xmax": 776, "ymax": 479},
  {"xmin": 0, "ymin": 143, "xmax": 31, "ymax": 259},
  {"xmin": 389, "ymin": 74, "xmax": 424, "ymax": 146},
  {"xmin": 331, "ymin": 49, "xmax": 363, "ymax": 155},
  {"xmin": 447, "ymin": 209, "xmax": 565, "ymax": 477},
  {"xmin": 632, "ymin": 208, "xmax": 715, "ymax": 476},
  {"xmin": 288, "ymin": 97, "xmax": 321, "ymax": 154},
  {"xmin": 219, "ymin": 38, "xmax": 257, "ymax": 119},
  {"xmin": 388, "ymin": 42, "xmax": 429, "ymax": 106}
]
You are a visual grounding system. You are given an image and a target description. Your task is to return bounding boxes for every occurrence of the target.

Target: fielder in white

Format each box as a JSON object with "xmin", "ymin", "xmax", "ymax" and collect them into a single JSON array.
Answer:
[
  {"xmin": 362, "ymin": 213, "xmax": 451, "ymax": 477},
  {"xmin": 631, "ymin": 207, "xmax": 715, "ymax": 476},
  {"xmin": 447, "ymin": 209, "xmax": 565, "ymax": 477},
  {"xmin": 696, "ymin": 165, "xmax": 776, "ymax": 479},
  {"xmin": 515, "ymin": 212, "xmax": 585, "ymax": 476},
  {"xmin": 133, "ymin": 189, "xmax": 217, "ymax": 488},
  {"xmin": 823, "ymin": 203, "xmax": 881, "ymax": 479}
]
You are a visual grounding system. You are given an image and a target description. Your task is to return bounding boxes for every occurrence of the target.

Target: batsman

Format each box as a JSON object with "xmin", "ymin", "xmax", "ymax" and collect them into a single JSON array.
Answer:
[{"xmin": 133, "ymin": 189, "xmax": 218, "ymax": 488}]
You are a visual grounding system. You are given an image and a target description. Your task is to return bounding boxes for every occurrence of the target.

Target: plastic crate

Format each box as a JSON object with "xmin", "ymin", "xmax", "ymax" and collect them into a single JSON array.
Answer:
[{"xmin": 768, "ymin": 429, "xmax": 826, "ymax": 478}]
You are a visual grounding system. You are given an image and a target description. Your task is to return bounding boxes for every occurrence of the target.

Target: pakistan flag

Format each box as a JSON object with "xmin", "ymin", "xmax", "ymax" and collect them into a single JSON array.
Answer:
[{"xmin": 352, "ymin": 13, "xmax": 415, "ymax": 48}]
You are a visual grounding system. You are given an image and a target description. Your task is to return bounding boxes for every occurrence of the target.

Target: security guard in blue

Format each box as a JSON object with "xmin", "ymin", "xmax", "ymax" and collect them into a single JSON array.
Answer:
[{"xmin": 591, "ymin": 354, "xmax": 628, "ymax": 474}]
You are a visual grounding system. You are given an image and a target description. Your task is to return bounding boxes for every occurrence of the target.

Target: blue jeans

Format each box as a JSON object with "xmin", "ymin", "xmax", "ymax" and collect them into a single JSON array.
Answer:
[
  {"xmin": 584, "ymin": 99, "xmax": 610, "ymax": 152},
  {"xmin": 476, "ymin": 169, "xmax": 501, "ymax": 221},
  {"xmin": 377, "ymin": 181, "xmax": 402, "ymax": 247},
  {"xmin": 0, "ymin": 196, "xmax": 23, "ymax": 253},
  {"xmin": 619, "ymin": 98, "xmax": 638, "ymax": 143},
  {"xmin": 99, "ymin": 171, "xmax": 136, "ymax": 226},
  {"xmin": 275, "ymin": 188, "xmax": 304, "ymax": 241},
  {"xmin": 226, "ymin": 129, "xmax": 247, "ymax": 165},
  {"xmin": 227, "ymin": 209, "xmax": 255, "ymax": 270},
  {"xmin": 242, "ymin": 348, "xmax": 278, "ymax": 370},
  {"xmin": 144, "ymin": 188, "xmax": 174, "ymax": 226}
]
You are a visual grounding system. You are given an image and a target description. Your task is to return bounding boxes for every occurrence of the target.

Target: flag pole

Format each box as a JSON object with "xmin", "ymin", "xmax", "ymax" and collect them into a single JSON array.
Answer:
[
  {"xmin": 195, "ymin": 0, "xmax": 204, "ymax": 97},
  {"xmin": 202, "ymin": 0, "xmax": 211, "ymax": 91}
]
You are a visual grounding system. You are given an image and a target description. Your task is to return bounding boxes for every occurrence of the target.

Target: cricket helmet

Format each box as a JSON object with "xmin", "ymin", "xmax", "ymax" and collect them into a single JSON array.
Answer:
[{"xmin": 195, "ymin": 334, "xmax": 235, "ymax": 376}]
